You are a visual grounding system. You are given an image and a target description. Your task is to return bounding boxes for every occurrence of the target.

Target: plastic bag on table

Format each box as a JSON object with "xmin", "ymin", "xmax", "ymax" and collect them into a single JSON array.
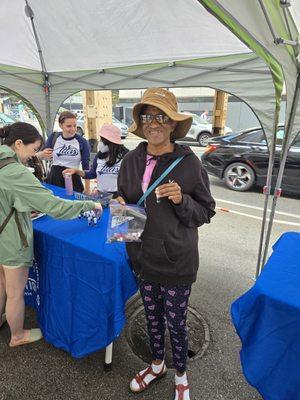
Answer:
[
  {"xmin": 74, "ymin": 191, "xmax": 113, "ymax": 208},
  {"xmin": 107, "ymin": 203, "xmax": 147, "ymax": 243}
]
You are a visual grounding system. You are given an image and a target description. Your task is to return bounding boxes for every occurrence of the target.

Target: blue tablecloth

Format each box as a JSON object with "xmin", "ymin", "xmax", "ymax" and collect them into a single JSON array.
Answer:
[
  {"xmin": 231, "ymin": 231, "xmax": 300, "ymax": 400},
  {"xmin": 25, "ymin": 184, "xmax": 138, "ymax": 358}
]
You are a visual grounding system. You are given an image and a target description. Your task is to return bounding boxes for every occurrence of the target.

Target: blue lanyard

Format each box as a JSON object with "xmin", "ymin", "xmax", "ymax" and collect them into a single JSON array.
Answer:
[{"xmin": 137, "ymin": 156, "xmax": 185, "ymax": 207}]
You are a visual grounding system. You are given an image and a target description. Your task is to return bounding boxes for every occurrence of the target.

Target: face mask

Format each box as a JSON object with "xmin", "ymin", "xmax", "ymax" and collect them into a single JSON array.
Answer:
[{"xmin": 98, "ymin": 141, "xmax": 109, "ymax": 153}]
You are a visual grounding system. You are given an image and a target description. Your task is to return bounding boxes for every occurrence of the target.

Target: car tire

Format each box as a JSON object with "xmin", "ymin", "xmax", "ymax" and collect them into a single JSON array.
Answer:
[
  {"xmin": 223, "ymin": 162, "xmax": 255, "ymax": 192},
  {"xmin": 77, "ymin": 127, "xmax": 84, "ymax": 136},
  {"xmin": 197, "ymin": 131, "xmax": 212, "ymax": 147}
]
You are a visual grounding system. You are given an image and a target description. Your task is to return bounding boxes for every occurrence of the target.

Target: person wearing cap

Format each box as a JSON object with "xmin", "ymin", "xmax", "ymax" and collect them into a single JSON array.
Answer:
[
  {"xmin": 63, "ymin": 123, "xmax": 129, "ymax": 196},
  {"xmin": 117, "ymin": 88, "xmax": 216, "ymax": 400}
]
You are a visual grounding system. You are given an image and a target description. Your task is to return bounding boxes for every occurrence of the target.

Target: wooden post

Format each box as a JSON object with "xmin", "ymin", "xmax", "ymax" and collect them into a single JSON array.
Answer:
[
  {"xmin": 212, "ymin": 90, "xmax": 229, "ymax": 136},
  {"xmin": 83, "ymin": 90, "xmax": 113, "ymax": 149},
  {"xmin": 82, "ymin": 91, "xmax": 113, "ymax": 193}
]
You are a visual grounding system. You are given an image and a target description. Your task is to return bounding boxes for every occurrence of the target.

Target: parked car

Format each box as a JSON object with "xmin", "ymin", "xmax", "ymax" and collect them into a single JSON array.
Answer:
[
  {"xmin": 0, "ymin": 112, "xmax": 15, "ymax": 127},
  {"xmin": 53, "ymin": 115, "xmax": 128, "ymax": 138},
  {"xmin": 76, "ymin": 114, "xmax": 85, "ymax": 136},
  {"xmin": 112, "ymin": 116, "xmax": 129, "ymax": 139},
  {"xmin": 201, "ymin": 126, "xmax": 300, "ymax": 194},
  {"xmin": 176, "ymin": 112, "xmax": 232, "ymax": 147}
]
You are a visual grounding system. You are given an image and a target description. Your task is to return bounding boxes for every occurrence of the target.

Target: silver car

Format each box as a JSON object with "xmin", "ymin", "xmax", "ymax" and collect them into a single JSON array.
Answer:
[{"xmin": 177, "ymin": 113, "xmax": 232, "ymax": 147}]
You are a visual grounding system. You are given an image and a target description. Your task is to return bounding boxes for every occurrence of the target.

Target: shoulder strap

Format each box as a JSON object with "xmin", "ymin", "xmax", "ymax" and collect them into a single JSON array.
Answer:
[
  {"xmin": 137, "ymin": 156, "xmax": 185, "ymax": 207},
  {"xmin": 14, "ymin": 212, "xmax": 29, "ymax": 248},
  {"xmin": 0, "ymin": 157, "xmax": 29, "ymax": 247},
  {"xmin": 0, "ymin": 208, "xmax": 29, "ymax": 248},
  {"xmin": 0, "ymin": 157, "xmax": 16, "ymax": 169},
  {"xmin": 0, "ymin": 158, "xmax": 17, "ymax": 232},
  {"xmin": 52, "ymin": 132, "xmax": 60, "ymax": 148},
  {"xmin": 0, "ymin": 208, "xmax": 15, "ymax": 234}
]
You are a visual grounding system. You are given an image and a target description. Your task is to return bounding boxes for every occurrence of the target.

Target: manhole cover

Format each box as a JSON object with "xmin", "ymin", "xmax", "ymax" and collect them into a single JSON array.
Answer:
[{"xmin": 126, "ymin": 303, "xmax": 210, "ymax": 368}]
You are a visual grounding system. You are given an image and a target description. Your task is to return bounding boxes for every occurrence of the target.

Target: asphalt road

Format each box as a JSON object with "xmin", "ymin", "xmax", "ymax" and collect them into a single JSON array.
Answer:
[{"xmin": 1, "ymin": 137, "xmax": 299, "ymax": 400}]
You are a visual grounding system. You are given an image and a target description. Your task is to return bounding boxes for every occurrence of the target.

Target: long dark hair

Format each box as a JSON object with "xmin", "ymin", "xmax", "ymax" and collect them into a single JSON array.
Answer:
[
  {"xmin": 97, "ymin": 137, "xmax": 129, "ymax": 167},
  {"xmin": 0, "ymin": 122, "xmax": 43, "ymax": 147},
  {"xmin": 27, "ymin": 155, "xmax": 46, "ymax": 181}
]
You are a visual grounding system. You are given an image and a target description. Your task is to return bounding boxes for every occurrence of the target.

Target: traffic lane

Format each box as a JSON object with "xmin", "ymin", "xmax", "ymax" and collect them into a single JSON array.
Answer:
[{"xmin": 208, "ymin": 176, "xmax": 300, "ymax": 228}]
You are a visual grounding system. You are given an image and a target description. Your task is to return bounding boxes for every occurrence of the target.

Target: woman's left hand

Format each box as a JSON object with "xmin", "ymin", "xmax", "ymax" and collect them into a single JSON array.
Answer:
[{"xmin": 155, "ymin": 182, "xmax": 183, "ymax": 205}]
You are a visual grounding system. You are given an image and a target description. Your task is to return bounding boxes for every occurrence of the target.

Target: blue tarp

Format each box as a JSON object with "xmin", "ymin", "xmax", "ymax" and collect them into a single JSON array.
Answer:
[
  {"xmin": 25, "ymin": 184, "xmax": 138, "ymax": 358},
  {"xmin": 231, "ymin": 232, "xmax": 300, "ymax": 400}
]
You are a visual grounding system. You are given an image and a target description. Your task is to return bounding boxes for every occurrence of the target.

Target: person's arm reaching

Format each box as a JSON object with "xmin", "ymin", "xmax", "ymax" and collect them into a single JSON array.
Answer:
[{"xmin": 5, "ymin": 164, "xmax": 100, "ymax": 219}]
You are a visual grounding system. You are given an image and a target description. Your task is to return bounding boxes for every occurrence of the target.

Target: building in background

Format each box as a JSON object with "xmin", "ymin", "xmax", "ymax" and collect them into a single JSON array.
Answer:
[{"xmin": 0, "ymin": 88, "xmax": 286, "ymax": 136}]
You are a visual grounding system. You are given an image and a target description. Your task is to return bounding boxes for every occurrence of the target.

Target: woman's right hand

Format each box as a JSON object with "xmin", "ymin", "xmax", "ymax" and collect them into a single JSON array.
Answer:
[
  {"xmin": 94, "ymin": 202, "xmax": 103, "ymax": 211},
  {"xmin": 114, "ymin": 196, "xmax": 126, "ymax": 205},
  {"xmin": 93, "ymin": 202, "xmax": 103, "ymax": 219},
  {"xmin": 63, "ymin": 168, "xmax": 79, "ymax": 176}
]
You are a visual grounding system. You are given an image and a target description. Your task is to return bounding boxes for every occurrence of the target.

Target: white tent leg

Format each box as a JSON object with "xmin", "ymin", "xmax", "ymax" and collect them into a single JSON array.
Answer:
[
  {"xmin": 259, "ymin": 73, "xmax": 300, "ymax": 273},
  {"xmin": 256, "ymin": 119, "xmax": 279, "ymax": 278},
  {"xmin": 104, "ymin": 343, "xmax": 113, "ymax": 370}
]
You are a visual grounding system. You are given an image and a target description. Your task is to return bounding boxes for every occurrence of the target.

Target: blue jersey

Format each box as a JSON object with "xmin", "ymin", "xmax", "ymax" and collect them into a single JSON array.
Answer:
[{"xmin": 46, "ymin": 133, "xmax": 90, "ymax": 170}]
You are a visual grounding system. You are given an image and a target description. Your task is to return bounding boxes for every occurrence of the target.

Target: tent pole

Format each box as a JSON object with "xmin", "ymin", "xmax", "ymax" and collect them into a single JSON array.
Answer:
[
  {"xmin": 255, "ymin": 119, "xmax": 278, "ymax": 278},
  {"xmin": 24, "ymin": 1, "xmax": 51, "ymax": 134},
  {"xmin": 260, "ymin": 72, "xmax": 300, "ymax": 270},
  {"xmin": 43, "ymin": 74, "xmax": 51, "ymax": 135},
  {"xmin": 258, "ymin": 0, "xmax": 278, "ymax": 43}
]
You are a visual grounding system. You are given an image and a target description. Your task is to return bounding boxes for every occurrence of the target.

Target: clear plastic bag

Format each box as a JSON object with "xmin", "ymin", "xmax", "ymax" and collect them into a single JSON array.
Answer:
[
  {"xmin": 107, "ymin": 203, "xmax": 147, "ymax": 243},
  {"xmin": 74, "ymin": 191, "xmax": 113, "ymax": 208}
]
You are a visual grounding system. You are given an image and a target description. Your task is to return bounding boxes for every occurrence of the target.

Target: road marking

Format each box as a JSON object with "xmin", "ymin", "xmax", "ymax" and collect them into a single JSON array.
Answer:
[
  {"xmin": 216, "ymin": 207, "xmax": 300, "ymax": 227},
  {"xmin": 215, "ymin": 198, "xmax": 300, "ymax": 219}
]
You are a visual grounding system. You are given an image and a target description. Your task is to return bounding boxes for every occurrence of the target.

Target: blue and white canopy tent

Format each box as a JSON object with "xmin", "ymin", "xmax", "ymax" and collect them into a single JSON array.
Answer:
[{"xmin": 0, "ymin": 0, "xmax": 299, "ymax": 271}]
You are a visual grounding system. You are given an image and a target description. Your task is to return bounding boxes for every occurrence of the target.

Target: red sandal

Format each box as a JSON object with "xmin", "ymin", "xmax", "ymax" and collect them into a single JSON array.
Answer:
[
  {"xmin": 129, "ymin": 363, "xmax": 167, "ymax": 393},
  {"xmin": 175, "ymin": 383, "xmax": 190, "ymax": 400}
]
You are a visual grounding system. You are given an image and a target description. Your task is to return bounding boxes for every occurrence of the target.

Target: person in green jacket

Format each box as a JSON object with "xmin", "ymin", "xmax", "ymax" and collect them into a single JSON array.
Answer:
[{"xmin": 0, "ymin": 122, "xmax": 102, "ymax": 348}]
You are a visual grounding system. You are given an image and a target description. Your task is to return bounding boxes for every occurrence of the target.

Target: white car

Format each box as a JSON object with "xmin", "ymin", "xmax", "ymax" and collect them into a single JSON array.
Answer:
[
  {"xmin": 177, "ymin": 113, "xmax": 232, "ymax": 147},
  {"xmin": 112, "ymin": 116, "xmax": 129, "ymax": 139}
]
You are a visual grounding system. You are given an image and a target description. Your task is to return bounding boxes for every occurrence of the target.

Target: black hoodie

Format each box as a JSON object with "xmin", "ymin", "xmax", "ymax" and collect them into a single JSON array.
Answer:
[{"xmin": 118, "ymin": 142, "xmax": 216, "ymax": 285}]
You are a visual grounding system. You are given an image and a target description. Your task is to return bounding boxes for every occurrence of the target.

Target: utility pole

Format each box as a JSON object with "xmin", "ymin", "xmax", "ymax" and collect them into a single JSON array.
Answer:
[{"xmin": 212, "ymin": 90, "xmax": 229, "ymax": 136}]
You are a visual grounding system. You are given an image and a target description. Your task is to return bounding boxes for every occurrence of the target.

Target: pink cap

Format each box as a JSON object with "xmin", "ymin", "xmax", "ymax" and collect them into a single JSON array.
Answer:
[{"xmin": 98, "ymin": 123, "xmax": 122, "ymax": 145}]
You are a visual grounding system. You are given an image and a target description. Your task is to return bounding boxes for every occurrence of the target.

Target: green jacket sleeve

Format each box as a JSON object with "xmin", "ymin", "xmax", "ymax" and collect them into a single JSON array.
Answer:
[{"xmin": 4, "ymin": 164, "xmax": 95, "ymax": 220}]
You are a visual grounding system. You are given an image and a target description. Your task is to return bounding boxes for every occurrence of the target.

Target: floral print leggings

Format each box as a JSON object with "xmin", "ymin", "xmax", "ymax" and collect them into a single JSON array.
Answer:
[{"xmin": 139, "ymin": 280, "xmax": 192, "ymax": 374}]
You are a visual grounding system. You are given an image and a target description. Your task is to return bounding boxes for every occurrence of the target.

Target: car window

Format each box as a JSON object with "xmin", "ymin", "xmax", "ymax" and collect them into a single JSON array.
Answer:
[
  {"xmin": 191, "ymin": 114, "xmax": 209, "ymax": 125},
  {"xmin": 275, "ymin": 129, "xmax": 284, "ymax": 145},
  {"xmin": 260, "ymin": 127, "xmax": 285, "ymax": 146},
  {"xmin": 238, "ymin": 129, "xmax": 266, "ymax": 144},
  {"xmin": 291, "ymin": 133, "xmax": 300, "ymax": 148}
]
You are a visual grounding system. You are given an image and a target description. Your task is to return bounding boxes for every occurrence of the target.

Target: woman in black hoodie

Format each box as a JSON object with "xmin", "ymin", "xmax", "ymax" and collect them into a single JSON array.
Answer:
[{"xmin": 117, "ymin": 88, "xmax": 215, "ymax": 400}]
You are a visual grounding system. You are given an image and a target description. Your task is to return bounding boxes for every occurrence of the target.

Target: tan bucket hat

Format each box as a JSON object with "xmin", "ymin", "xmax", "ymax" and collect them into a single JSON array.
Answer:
[{"xmin": 129, "ymin": 88, "xmax": 193, "ymax": 140}]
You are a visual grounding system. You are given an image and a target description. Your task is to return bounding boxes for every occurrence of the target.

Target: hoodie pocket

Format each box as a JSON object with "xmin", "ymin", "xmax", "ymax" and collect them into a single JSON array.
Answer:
[{"xmin": 138, "ymin": 237, "xmax": 176, "ymax": 277}]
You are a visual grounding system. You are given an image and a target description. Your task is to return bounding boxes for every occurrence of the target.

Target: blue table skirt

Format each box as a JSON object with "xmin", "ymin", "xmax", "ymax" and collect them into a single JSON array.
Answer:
[
  {"xmin": 231, "ymin": 232, "xmax": 300, "ymax": 400},
  {"xmin": 25, "ymin": 184, "xmax": 138, "ymax": 358}
]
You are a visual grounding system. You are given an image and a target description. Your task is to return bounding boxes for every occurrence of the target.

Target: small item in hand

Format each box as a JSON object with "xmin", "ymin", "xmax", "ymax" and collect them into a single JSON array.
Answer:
[
  {"xmin": 155, "ymin": 188, "xmax": 161, "ymax": 203},
  {"xmin": 79, "ymin": 209, "xmax": 102, "ymax": 227},
  {"xmin": 107, "ymin": 203, "xmax": 147, "ymax": 243}
]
